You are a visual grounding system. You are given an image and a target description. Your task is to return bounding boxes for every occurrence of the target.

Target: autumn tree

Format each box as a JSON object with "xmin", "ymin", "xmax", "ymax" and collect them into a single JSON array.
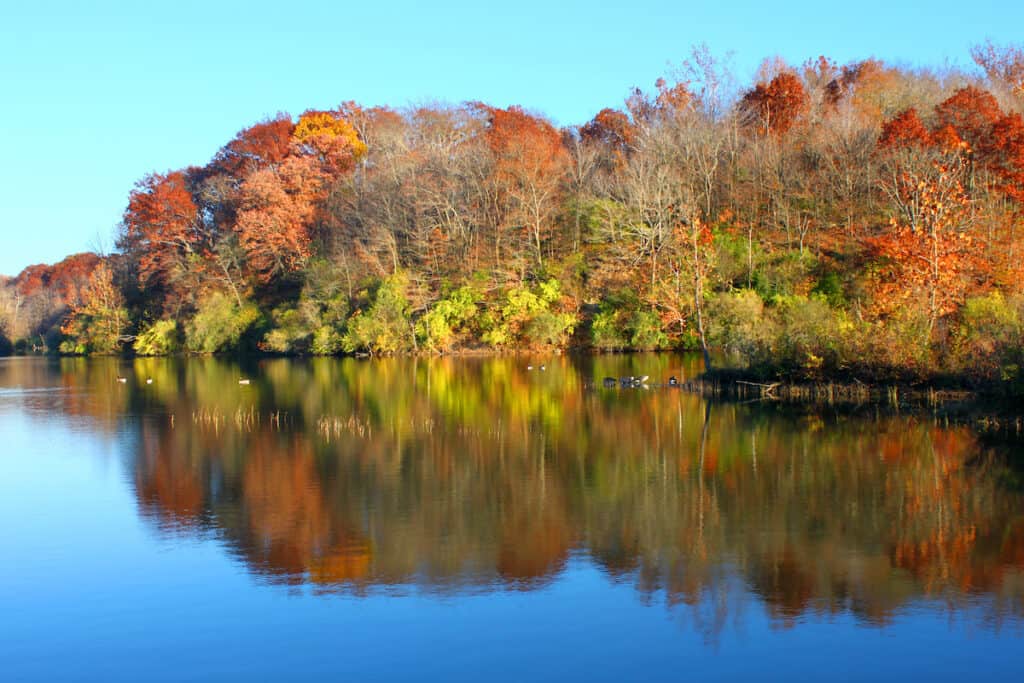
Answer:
[
  {"xmin": 650, "ymin": 215, "xmax": 716, "ymax": 370},
  {"xmin": 21, "ymin": 45, "xmax": 1024, "ymax": 383},
  {"xmin": 607, "ymin": 125, "xmax": 689, "ymax": 289},
  {"xmin": 235, "ymin": 109, "xmax": 366, "ymax": 283},
  {"xmin": 211, "ymin": 114, "xmax": 295, "ymax": 179},
  {"xmin": 983, "ymin": 112, "xmax": 1024, "ymax": 282},
  {"xmin": 822, "ymin": 59, "xmax": 908, "ymax": 124},
  {"xmin": 0, "ymin": 281, "xmax": 25, "ymax": 344},
  {"xmin": 587, "ymin": 78, "xmax": 699, "ymax": 295},
  {"xmin": 0, "ymin": 254, "xmax": 102, "ymax": 346},
  {"xmin": 987, "ymin": 112, "xmax": 1024, "ymax": 206},
  {"xmin": 817, "ymin": 97, "xmax": 880, "ymax": 238},
  {"xmin": 13, "ymin": 253, "xmax": 101, "ymax": 309},
  {"xmin": 672, "ymin": 45, "xmax": 737, "ymax": 221},
  {"xmin": 480, "ymin": 105, "xmax": 570, "ymax": 273},
  {"xmin": 739, "ymin": 72, "xmax": 808, "ymax": 137},
  {"xmin": 971, "ymin": 41, "xmax": 1024, "ymax": 103},
  {"xmin": 318, "ymin": 105, "xmax": 413, "ymax": 279},
  {"xmin": 292, "ymin": 109, "xmax": 367, "ymax": 172},
  {"xmin": 580, "ymin": 108, "xmax": 636, "ymax": 161},
  {"xmin": 875, "ymin": 112, "xmax": 979, "ymax": 339},
  {"xmin": 878, "ymin": 109, "xmax": 944, "ymax": 231},
  {"xmin": 119, "ymin": 170, "xmax": 203, "ymax": 308},
  {"xmin": 935, "ymin": 87, "xmax": 1002, "ymax": 153},
  {"xmin": 61, "ymin": 262, "xmax": 129, "ymax": 354},
  {"xmin": 319, "ymin": 103, "xmax": 491, "ymax": 288},
  {"xmin": 235, "ymin": 156, "xmax": 325, "ymax": 282}
]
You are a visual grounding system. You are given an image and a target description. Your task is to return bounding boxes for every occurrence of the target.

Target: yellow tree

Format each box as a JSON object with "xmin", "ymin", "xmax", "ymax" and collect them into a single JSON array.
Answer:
[{"xmin": 61, "ymin": 262, "xmax": 129, "ymax": 354}]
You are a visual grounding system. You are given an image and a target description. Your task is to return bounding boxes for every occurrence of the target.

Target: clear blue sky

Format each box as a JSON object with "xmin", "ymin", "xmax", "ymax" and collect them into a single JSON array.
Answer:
[{"xmin": 1, "ymin": 0, "xmax": 1020, "ymax": 275}]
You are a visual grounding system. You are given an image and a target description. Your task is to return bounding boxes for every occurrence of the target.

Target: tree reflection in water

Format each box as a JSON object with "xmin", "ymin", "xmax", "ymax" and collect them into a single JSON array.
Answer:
[{"xmin": 4, "ymin": 354, "xmax": 1023, "ymax": 637}]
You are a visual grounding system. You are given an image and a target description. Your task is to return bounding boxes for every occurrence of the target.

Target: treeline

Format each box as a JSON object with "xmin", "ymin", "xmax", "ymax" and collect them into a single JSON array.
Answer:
[
  {"xmin": 5, "ymin": 43, "xmax": 1024, "ymax": 389},
  {"xmin": 0, "ymin": 253, "xmax": 101, "ymax": 354}
]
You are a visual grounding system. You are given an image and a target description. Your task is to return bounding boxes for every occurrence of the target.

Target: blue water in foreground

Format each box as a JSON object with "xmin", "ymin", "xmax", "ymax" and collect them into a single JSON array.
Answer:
[{"xmin": 1, "ymin": 355, "xmax": 1022, "ymax": 681}]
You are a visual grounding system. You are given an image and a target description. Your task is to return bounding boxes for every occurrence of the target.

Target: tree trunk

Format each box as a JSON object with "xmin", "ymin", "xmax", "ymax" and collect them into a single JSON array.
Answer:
[
  {"xmin": 691, "ymin": 221, "xmax": 713, "ymax": 374},
  {"xmin": 694, "ymin": 282, "xmax": 713, "ymax": 374}
]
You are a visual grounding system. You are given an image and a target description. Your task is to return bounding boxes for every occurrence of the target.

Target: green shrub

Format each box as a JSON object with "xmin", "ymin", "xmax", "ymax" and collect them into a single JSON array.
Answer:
[
  {"xmin": 58, "ymin": 339, "xmax": 86, "ymax": 355},
  {"xmin": 773, "ymin": 295, "xmax": 845, "ymax": 374},
  {"xmin": 862, "ymin": 308, "xmax": 931, "ymax": 377},
  {"xmin": 482, "ymin": 279, "xmax": 577, "ymax": 349},
  {"xmin": 44, "ymin": 327, "xmax": 63, "ymax": 354},
  {"xmin": 133, "ymin": 320, "xmax": 181, "ymax": 356},
  {"xmin": 262, "ymin": 306, "xmax": 313, "ymax": 354},
  {"xmin": 417, "ymin": 286, "xmax": 480, "ymax": 351},
  {"xmin": 524, "ymin": 310, "xmax": 577, "ymax": 347},
  {"xmin": 186, "ymin": 293, "xmax": 262, "ymax": 354},
  {"xmin": 952, "ymin": 292, "xmax": 1024, "ymax": 386},
  {"xmin": 311, "ymin": 325, "xmax": 344, "ymax": 355},
  {"xmin": 591, "ymin": 308, "xmax": 628, "ymax": 350},
  {"xmin": 708, "ymin": 289, "xmax": 773, "ymax": 363},
  {"xmin": 628, "ymin": 309, "xmax": 669, "ymax": 350},
  {"xmin": 261, "ymin": 266, "xmax": 351, "ymax": 355},
  {"xmin": 300, "ymin": 259, "xmax": 351, "ymax": 330},
  {"xmin": 753, "ymin": 251, "xmax": 814, "ymax": 300},
  {"xmin": 343, "ymin": 273, "xmax": 414, "ymax": 354},
  {"xmin": 590, "ymin": 289, "xmax": 670, "ymax": 351},
  {"xmin": 811, "ymin": 271, "xmax": 846, "ymax": 308},
  {"xmin": 60, "ymin": 317, "xmax": 127, "ymax": 355},
  {"xmin": 713, "ymin": 226, "xmax": 763, "ymax": 289}
]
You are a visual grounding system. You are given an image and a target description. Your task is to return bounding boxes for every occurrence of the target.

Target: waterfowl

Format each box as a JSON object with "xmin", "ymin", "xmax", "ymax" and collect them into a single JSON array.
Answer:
[
  {"xmin": 116, "ymin": 377, "xmax": 127, "ymax": 383},
  {"xmin": 540, "ymin": 365, "xmax": 546, "ymax": 371},
  {"xmin": 527, "ymin": 365, "xmax": 534, "ymax": 371},
  {"xmin": 146, "ymin": 378, "xmax": 153, "ymax": 385},
  {"xmin": 238, "ymin": 379, "xmax": 251, "ymax": 385},
  {"xmin": 602, "ymin": 377, "xmax": 617, "ymax": 388},
  {"xmin": 668, "ymin": 376, "xmax": 679, "ymax": 386}
]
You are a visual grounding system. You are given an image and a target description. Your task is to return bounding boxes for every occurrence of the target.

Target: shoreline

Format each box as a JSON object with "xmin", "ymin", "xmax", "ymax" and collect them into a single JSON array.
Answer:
[{"xmin": 8, "ymin": 346, "xmax": 1024, "ymax": 407}]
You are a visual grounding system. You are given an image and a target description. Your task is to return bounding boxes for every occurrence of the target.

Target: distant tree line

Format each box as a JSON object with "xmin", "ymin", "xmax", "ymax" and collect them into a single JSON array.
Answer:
[{"xmin": 4, "ymin": 43, "xmax": 1024, "ymax": 390}]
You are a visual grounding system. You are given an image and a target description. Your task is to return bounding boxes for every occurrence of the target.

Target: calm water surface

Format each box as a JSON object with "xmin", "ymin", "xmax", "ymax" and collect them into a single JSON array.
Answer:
[{"xmin": 2, "ymin": 355, "xmax": 1023, "ymax": 681}]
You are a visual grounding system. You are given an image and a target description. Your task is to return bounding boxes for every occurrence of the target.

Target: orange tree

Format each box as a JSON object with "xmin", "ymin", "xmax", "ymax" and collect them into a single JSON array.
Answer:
[{"xmin": 874, "ymin": 114, "xmax": 981, "ymax": 341}]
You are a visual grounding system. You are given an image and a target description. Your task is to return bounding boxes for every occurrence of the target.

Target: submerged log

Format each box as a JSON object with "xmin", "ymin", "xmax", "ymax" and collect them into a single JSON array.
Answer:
[{"xmin": 735, "ymin": 380, "xmax": 780, "ymax": 397}]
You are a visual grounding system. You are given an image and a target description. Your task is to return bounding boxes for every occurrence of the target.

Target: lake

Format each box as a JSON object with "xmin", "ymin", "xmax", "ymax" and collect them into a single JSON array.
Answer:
[{"xmin": 2, "ymin": 354, "xmax": 1023, "ymax": 681}]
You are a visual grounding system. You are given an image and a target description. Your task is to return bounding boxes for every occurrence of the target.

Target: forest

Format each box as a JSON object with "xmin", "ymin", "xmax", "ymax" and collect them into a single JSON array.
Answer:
[{"xmin": 3, "ymin": 43, "xmax": 1024, "ymax": 390}]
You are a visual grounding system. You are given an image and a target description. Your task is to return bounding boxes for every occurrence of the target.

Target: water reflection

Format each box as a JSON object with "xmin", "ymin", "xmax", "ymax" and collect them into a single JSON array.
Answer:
[{"xmin": 2, "ymin": 354, "xmax": 1023, "ymax": 634}]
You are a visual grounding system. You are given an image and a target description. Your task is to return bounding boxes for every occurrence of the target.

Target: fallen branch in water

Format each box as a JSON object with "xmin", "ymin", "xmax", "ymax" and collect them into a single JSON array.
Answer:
[{"xmin": 735, "ymin": 380, "xmax": 780, "ymax": 397}]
